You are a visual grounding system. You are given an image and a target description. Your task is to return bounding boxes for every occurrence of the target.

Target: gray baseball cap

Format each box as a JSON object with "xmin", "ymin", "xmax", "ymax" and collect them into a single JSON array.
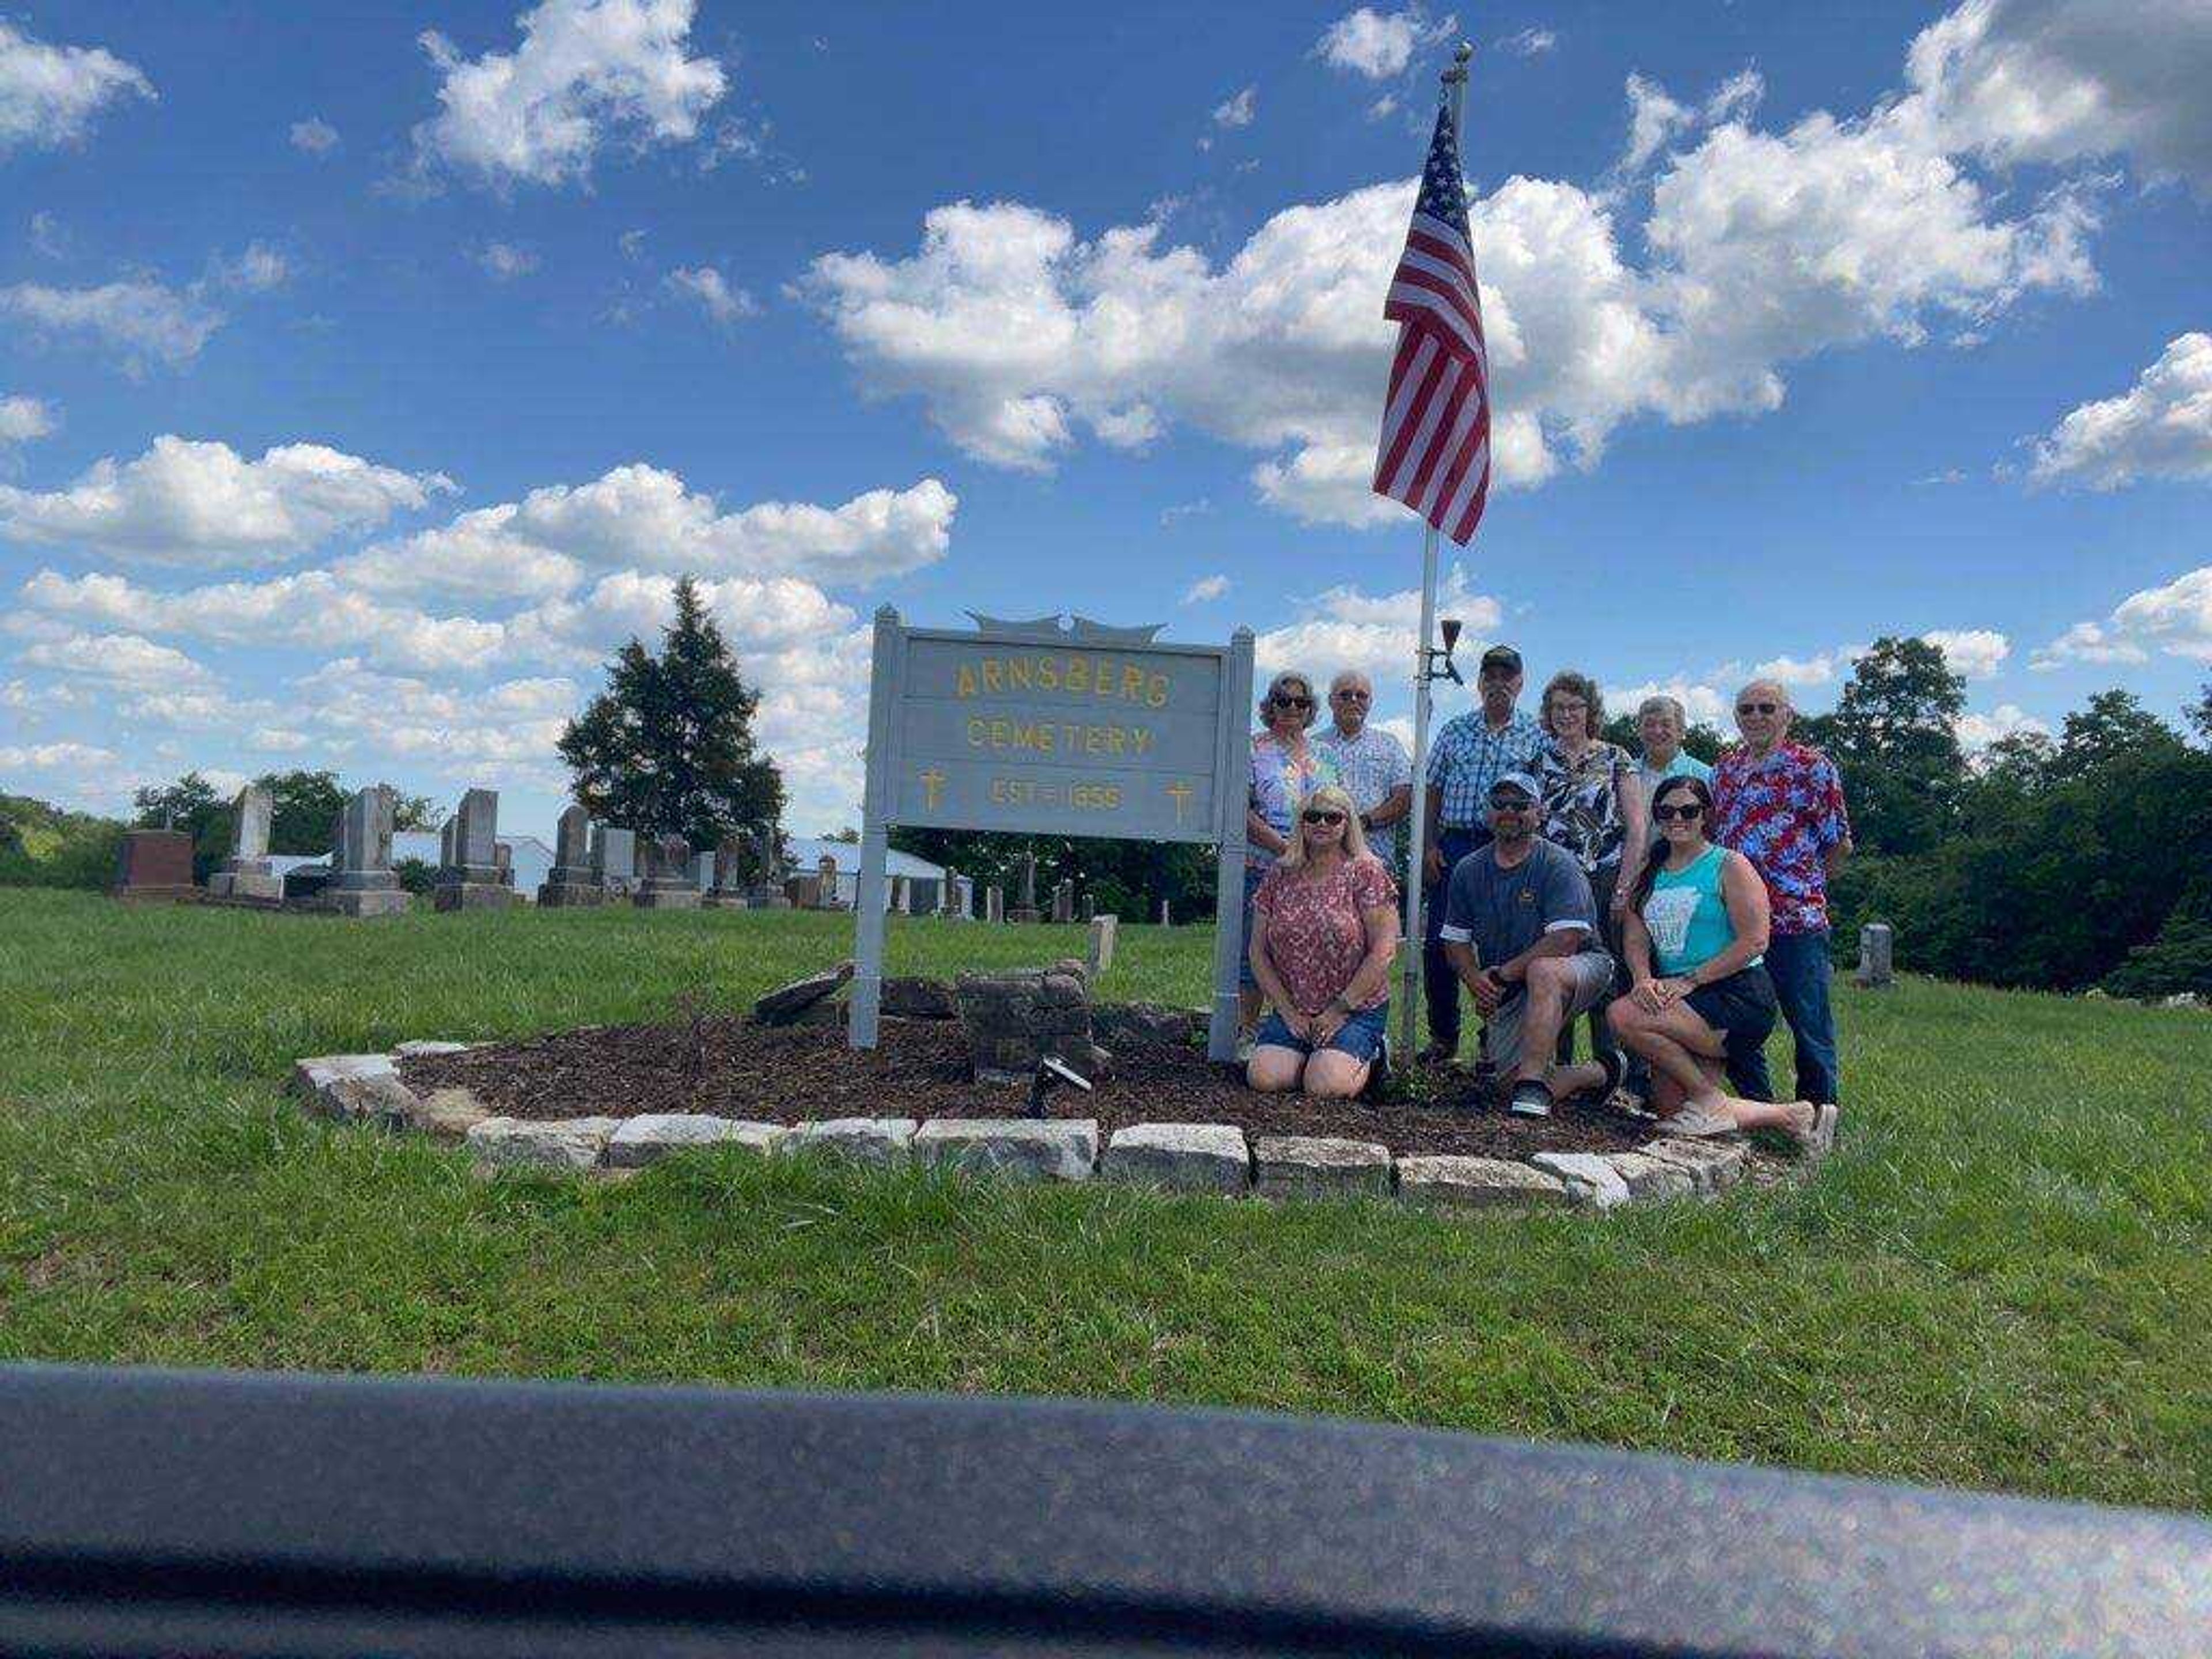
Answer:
[{"xmin": 1488, "ymin": 771, "xmax": 1540, "ymax": 803}]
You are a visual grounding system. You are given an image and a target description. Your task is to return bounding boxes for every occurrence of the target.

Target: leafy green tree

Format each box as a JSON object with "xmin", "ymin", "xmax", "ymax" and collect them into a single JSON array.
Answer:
[
  {"xmin": 2190, "ymin": 681, "xmax": 2212, "ymax": 746},
  {"xmin": 557, "ymin": 574, "xmax": 785, "ymax": 857},
  {"xmin": 1824, "ymin": 637, "xmax": 1967, "ymax": 857},
  {"xmin": 255, "ymin": 770, "xmax": 347, "ymax": 855},
  {"xmin": 2052, "ymin": 690, "xmax": 2183, "ymax": 781}
]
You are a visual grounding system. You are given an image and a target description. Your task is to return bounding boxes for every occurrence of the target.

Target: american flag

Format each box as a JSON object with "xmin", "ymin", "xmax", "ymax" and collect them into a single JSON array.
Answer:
[{"xmin": 1372, "ymin": 104, "xmax": 1490, "ymax": 545}]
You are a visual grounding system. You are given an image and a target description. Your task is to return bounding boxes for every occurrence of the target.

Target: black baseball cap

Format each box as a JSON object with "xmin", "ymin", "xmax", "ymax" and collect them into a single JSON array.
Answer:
[{"xmin": 1478, "ymin": 645, "xmax": 1522, "ymax": 675}]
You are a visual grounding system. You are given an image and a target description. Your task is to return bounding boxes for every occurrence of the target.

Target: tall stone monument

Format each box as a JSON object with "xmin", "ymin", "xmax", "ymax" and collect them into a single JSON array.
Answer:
[
  {"xmin": 434, "ymin": 788, "xmax": 514, "ymax": 911},
  {"xmin": 1009, "ymin": 851, "xmax": 1040, "ymax": 924},
  {"xmin": 208, "ymin": 785, "xmax": 281, "ymax": 902},
  {"xmin": 323, "ymin": 785, "xmax": 409, "ymax": 917},
  {"xmin": 538, "ymin": 805, "xmax": 602, "ymax": 907},
  {"xmin": 590, "ymin": 825, "xmax": 637, "ymax": 897},
  {"xmin": 633, "ymin": 834, "xmax": 701, "ymax": 910}
]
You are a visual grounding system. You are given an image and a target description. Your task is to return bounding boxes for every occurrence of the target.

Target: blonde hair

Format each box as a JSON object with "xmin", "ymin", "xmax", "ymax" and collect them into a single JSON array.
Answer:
[
  {"xmin": 1540, "ymin": 670, "xmax": 1605, "ymax": 736},
  {"xmin": 1278, "ymin": 783, "xmax": 1370, "ymax": 868}
]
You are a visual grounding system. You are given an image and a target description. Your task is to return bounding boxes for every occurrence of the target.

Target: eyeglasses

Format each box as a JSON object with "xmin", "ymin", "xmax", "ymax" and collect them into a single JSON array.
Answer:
[
  {"xmin": 1551, "ymin": 698, "xmax": 1588, "ymax": 712},
  {"xmin": 1653, "ymin": 802, "xmax": 1705, "ymax": 822},
  {"xmin": 1301, "ymin": 809, "xmax": 1347, "ymax": 825},
  {"xmin": 1738, "ymin": 701, "xmax": 1779, "ymax": 716},
  {"xmin": 1274, "ymin": 695, "xmax": 1313, "ymax": 710},
  {"xmin": 1487, "ymin": 793, "xmax": 1536, "ymax": 811}
]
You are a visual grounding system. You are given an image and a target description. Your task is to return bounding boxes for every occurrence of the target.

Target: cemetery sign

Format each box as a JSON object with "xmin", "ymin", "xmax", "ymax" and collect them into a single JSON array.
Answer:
[{"xmin": 851, "ymin": 607, "xmax": 1255, "ymax": 1060}]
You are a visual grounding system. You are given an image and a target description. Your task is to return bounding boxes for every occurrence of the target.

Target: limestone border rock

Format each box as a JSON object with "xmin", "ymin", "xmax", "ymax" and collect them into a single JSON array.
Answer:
[{"xmin": 293, "ymin": 1046, "xmax": 1831, "ymax": 1206}]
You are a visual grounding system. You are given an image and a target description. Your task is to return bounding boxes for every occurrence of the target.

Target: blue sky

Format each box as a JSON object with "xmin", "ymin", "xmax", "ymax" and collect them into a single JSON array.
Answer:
[{"xmin": 3, "ymin": 0, "xmax": 2208, "ymax": 837}]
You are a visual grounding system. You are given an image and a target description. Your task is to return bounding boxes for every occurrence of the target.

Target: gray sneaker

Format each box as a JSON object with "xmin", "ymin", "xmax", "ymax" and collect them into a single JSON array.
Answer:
[{"xmin": 1507, "ymin": 1080, "xmax": 1554, "ymax": 1119}]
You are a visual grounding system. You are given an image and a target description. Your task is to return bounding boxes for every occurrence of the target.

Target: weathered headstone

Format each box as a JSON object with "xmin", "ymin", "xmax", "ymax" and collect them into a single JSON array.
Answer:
[
  {"xmin": 703, "ymin": 835, "xmax": 747, "ymax": 909},
  {"xmin": 494, "ymin": 841, "xmax": 514, "ymax": 887},
  {"xmin": 691, "ymin": 849, "xmax": 717, "ymax": 892},
  {"xmin": 955, "ymin": 959, "xmax": 1105, "ymax": 1086},
  {"xmin": 1086, "ymin": 913, "xmax": 1119, "ymax": 976},
  {"xmin": 1158, "ymin": 900, "xmax": 1172, "ymax": 926},
  {"xmin": 1051, "ymin": 878, "xmax": 1075, "ymax": 925},
  {"xmin": 746, "ymin": 824, "xmax": 793, "ymax": 908},
  {"xmin": 590, "ymin": 825, "xmax": 637, "ymax": 897},
  {"xmin": 538, "ymin": 805, "xmax": 603, "ymax": 906},
  {"xmin": 435, "ymin": 788, "xmax": 514, "ymax": 911},
  {"xmin": 816, "ymin": 853, "xmax": 844, "ymax": 910},
  {"xmin": 633, "ymin": 834, "xmax": 701, "ymax": 910},
  {"xmin": 889, "ymin": 874, "xmax": 908, "ymax": 913},
  {"xmin": 1009, "ymin": 852, "xmax": 1040, "ymax": 924},
  {"xmin": 208, "ymin": 785, "xmax": 281, "ymax": 902},
  {"xmin": 984, "ymin": 884, "xmax": 1004, "ymax": 925},
  {"xmin": 1854, "ymin": 922, "xmax": 1895, "ymax": 988},
  {"xmin": 786, "ymin": 872, "xmax": 824, "ymax": 908},
  {"xmin": 323, "ymin": 785, "xmax": 409, "ymax": 917},
  {"xmin": 112, "ymin": 829, "xmax": 196, "ymax": 902},
  {"xmin": 1079, "ymin": 893, "xmax": 1096, "ymax": 923}
]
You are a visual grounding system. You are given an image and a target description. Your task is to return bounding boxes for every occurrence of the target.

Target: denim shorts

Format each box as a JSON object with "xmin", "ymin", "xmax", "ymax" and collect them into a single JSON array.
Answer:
[{"xmin": 1254, "ymin": 1003, "xmax": 1389, "ymax": 1063}]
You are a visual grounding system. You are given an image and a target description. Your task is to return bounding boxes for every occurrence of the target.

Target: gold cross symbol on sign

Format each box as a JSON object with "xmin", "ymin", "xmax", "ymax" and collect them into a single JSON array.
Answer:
[
  {"xmin": 1165, "ymin": 781, "xmax": 1193, "ymax": 824},
  {"xmin": 919, "ymin": 768, "xmax": 946, "ymax": 810}
]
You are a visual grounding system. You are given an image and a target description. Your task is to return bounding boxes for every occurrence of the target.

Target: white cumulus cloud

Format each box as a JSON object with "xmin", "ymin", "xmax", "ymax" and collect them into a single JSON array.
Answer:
[
  {"xmin": 1315, "ymin": 7, "xmax": 1458, "ymax": 79},
  {"xmin": 0, "ymin": 436, "xmax": 453, "ymax": 567},
  {"xmin": 1181, "ymin": 574, "xmax": 1230, "ymax": 605},
  {"xmin": 475, "ymin": 241, "xmax": 540, "ymax": 280},
  {"xmin": 1255, "ymin": 566, "xmax": 1501, "ymax": 692},
  {"xmin": 17, "ymin": 629, "xmax": 213, "ymax": 690},
  {"xmin": 0, "ymin": 394, "xmax": 56, "ymax": 445},
  {"xmin": 2029, "ymin": 332, "xmax": 2212, "ymax": 490},
  {"xmin": 2033, "ymin": 565, "xmax": 2212, "ymax": 668},
  {"xmin": 0, "ymin": 19, "xmax": 153, "ymax": 153},
  {"xmin": 665, "ymin": 265, "xmax": 758, "ymax": 324},
  {"xmin": 411, "ymin": 0, "xmax": 728, "ymax": 188},
  {"xmin": 289, "ymin": 116, "xmax": 339, "ymax": 154},
  {"xmin": 1957, "ymin": 702, "xmax": 2051, "ymax": 749},
  {"xmin": 1923, "ymin": 627, "xmax": 2010, "ymax": 678}
]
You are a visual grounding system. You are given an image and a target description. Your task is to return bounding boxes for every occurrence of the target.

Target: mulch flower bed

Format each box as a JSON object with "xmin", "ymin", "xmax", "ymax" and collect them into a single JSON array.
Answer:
[{"xmin": 400, "ymin": 1016, "xmax": 1662, "ymax": 1160}]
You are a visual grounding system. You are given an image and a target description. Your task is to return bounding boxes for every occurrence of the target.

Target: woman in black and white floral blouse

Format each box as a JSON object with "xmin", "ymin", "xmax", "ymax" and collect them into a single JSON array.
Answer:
[{"xmin": 1533, "ymin": 669, "xmax": 1647, "ymax": 1089}]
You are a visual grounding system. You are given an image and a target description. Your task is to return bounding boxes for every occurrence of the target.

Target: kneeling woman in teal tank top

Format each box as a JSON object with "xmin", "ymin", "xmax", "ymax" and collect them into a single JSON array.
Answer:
[{"xmin": 1607, "ymin": 776, "xmax": 1834, "ymax": 1149}]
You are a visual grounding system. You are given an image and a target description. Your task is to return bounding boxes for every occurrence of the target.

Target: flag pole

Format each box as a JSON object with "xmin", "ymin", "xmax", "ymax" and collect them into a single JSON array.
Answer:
[{"xmin": 1397, "ymin": 40, "xmax": 1474, "ymax": 1064}]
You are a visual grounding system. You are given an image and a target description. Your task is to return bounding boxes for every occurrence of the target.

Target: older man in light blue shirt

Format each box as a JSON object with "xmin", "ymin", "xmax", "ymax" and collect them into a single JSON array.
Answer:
[{"xmin": 1313, "ymin": 670, "xmax": 1412, "ymax": 866}]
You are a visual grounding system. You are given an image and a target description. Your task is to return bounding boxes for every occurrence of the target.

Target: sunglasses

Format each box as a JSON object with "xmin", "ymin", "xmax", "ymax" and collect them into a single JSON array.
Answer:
[
  {"xmin": 1738, "ymin": 701, "xmax": 1779, "ymax": 715},
  {"xmin": 1274, "ymin": 695, "xmax": 1313, "ymax": 710},
  {"xmin": 1654, "ymin": 802, "xmax": 1705, "ymax": 821},
  {"xmin": 1301, "ymin": 808, "xmax": 1347, "ymax": 825},
  {"xmin": 1487, "ymin": 793, "xmax": 1536, "ymax": 811}
]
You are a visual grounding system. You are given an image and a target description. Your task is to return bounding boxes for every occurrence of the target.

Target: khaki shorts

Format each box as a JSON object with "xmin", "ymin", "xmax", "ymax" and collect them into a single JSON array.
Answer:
[{"xmin": 1482, "ymin": 951, "xmax": 1615, "ymax": 1070}]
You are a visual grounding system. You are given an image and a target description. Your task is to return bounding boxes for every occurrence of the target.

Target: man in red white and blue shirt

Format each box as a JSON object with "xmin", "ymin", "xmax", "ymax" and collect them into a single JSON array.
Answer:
[{"xmin": 1711, "ymin": 679, "xmax": 1853, "ymax": 1105}]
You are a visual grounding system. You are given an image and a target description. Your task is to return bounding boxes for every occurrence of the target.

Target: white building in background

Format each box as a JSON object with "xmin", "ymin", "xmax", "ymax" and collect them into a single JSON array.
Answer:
[{"xmin": 787, "ymin": 836, "xmax": 950, "ymax": 912}]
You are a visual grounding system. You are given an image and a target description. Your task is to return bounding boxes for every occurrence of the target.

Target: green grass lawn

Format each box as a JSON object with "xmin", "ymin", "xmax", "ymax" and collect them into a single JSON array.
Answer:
[{"xmin": 2, "ymin": 886, "xmax": 2207, "ymax": 1511}]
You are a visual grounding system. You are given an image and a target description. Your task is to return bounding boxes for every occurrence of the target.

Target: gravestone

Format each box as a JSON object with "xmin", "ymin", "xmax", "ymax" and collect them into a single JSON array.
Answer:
[
  {"xmin": 208, "ymin": 785, "xmax": 281, "ymax": 902},
  {"xmin": 746, "ymin": 824, "xmax": 793, "ymax": 908},
  {"xmin": 1855, "ymin": 922, "xmax": 1895, "ymax": 988},
  {"xmin": 984, "ymin": 884, "xmax": 1004, "ymax": 925},
  {"xmin": 324, "ymin": 785, "xmax": 409, "ymax": 917},
  {"xmin": 1010, "ymin": 852, "xmax": 1040, "ymax": 924},
  {"xmin": 1079, "ymin": 893, "xmax": 1096, "ymax": 924},
  {"xmin": 1158, "ymin": 900, "xmax": 1171, "ymax": 926},
  {"xmin": 955, "ymin": 960, "xmax": 1107, "ymax": 1086},
  {"xmin": 634, "ymin": 834, "xmax": 701, "ymax": 910},
  {"xmin": 816, "ymin": 853, "xmax": 844, "ymax": 910},
  {"xmin": 495, "ymin": 842, "xmax": 513, "ymax": 887},
  {"xmin": 434, "ymin": 788, "xmax": 514, "ymax": 911},
  {"xmin": 910, "ymin": 877, "xmax": 940, "ymax": 914},
  {"xmin": 786, "ymin": 873, "xmax": 824, "ymax": 908},
  {"xmin": 112, "ymin": 830, "xmax": 196, "ymax": 902},
  {"xmin": 1087, "ymin": 913, "xmax": 1119, "ymax": 976},
  {"xmin": 1051, "ymin": 878, "xmax": 1074, "ymax": 925},
  {"xmin": 537, "ymin": 805, "xmax": 603, "ymax": 906},
  {"xmin": 590, "ymin": 825, "xmax": 637, "ymax": 897},
  {"xmin": 702, "ymin": 835, "xmax": 746, "ymax": 908}
]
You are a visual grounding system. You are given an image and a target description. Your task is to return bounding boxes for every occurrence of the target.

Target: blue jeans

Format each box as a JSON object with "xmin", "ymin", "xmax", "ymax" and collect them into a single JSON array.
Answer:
[
  {"xmin": 1255, "ymin": 1004, "xmax": 1389, "ymax": 1064},
  {"xmin": 1420, "ymin": 825, "xmax": 1488, "ymax": 1051},
  {"xmin": 1733, "ymin": 929, "xmax": 1839, "ymax": 1104}
]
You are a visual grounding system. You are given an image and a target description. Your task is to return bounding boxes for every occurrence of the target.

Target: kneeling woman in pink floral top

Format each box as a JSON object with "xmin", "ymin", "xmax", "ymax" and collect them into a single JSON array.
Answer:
[{"xmin": 1247, "ymin": 783, "xmax": 1402, "ymax": 1098}]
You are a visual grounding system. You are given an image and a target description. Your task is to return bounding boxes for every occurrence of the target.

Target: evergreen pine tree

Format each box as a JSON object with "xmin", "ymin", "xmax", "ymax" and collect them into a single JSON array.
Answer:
[{"xmin": 557, "ymin": 575, "xmax": 785, "ymax": 861}]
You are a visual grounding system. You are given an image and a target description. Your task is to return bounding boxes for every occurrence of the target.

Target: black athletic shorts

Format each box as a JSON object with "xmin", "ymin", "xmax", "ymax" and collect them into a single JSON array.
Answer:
[{"xmin": 1684, "ymin": 964, "xmax": 1778, "ymax": 1071}]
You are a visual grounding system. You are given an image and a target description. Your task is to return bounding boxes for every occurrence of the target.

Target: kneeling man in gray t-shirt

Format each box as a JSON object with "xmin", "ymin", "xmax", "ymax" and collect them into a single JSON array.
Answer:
[{"xmin": 1438, "ymin": 771, "xmax": 1618, "ymax": 1117}]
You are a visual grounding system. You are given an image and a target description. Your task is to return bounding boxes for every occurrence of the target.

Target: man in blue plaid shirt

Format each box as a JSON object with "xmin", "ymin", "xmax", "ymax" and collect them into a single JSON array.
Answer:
[{"xmin": 1420, "ymin": 644, "xmax": 1546, "ymax": 1061}]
